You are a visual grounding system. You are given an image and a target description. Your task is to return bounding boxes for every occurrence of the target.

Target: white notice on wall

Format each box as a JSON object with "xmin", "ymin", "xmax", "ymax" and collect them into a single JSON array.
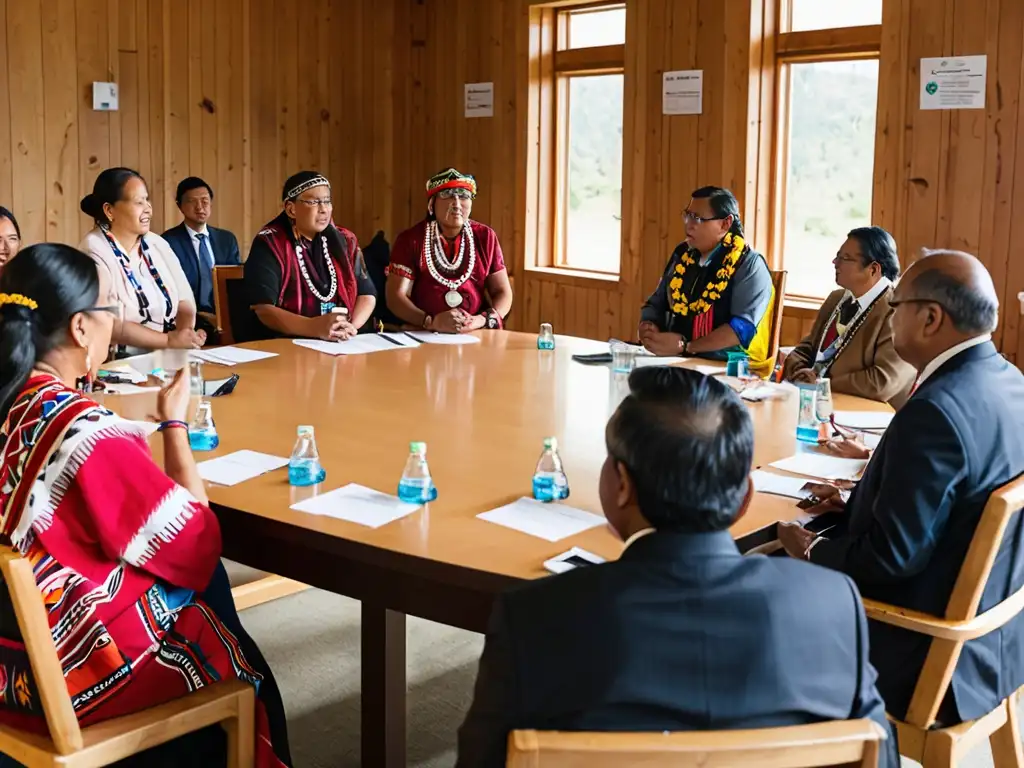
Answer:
[
  {"xmin": 465, "ymin": 82, "xmax": 494, "ymax": 118},
  {"xmin": 663, "ymin": 70, "xmax": 703, "ymax": 115},
  {"xmin": 920, "ymin": 55, "xmax": 987, "ymax": 110}
]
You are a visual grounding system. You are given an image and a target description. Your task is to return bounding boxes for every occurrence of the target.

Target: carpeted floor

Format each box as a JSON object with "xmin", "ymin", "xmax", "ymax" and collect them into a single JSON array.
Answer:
[{"xmin": 231, "ymin": 570, "xmax": 1016, "ymax": 768}]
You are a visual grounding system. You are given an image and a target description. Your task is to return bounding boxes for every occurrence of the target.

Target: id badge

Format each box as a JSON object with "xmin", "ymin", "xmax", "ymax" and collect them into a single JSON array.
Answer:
[{"xmin": 319, "ymin": 301, "xmax": 336, "ymax": 315}]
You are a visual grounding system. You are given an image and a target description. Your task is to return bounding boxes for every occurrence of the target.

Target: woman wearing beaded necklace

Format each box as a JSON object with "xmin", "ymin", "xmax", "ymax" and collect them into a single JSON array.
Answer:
[
  {"xmin": 78, "ymin": 168, "xmax": 206, "ymax": 356},
  {"xmin": 245, "ymin": 171, "xmax": 376, "ymax": 340},
  {"xmin": 639, "ymin": 186, "xmax": 775, "ymax": 377},
  {"xmin": 386, "ymin": 168, "xmax": 513, "ymax": 334}
]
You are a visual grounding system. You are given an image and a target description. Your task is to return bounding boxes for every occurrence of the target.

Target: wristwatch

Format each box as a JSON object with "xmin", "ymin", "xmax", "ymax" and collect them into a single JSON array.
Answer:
[
  {"xmin": 422, "ymin": 315, "xmax": 433, "ymax": 329},
  {"xmin": 485, "ymin": 309, "xmax": 500, "ymax": 330},
  {"xmin": 679, "ymin": 339, "xmax": 689, "ymax": 355}
]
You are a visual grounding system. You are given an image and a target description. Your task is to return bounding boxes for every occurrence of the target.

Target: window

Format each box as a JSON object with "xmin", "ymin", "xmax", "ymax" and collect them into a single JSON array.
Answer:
[
  {"xmin": 554, "ymin": 4, "xmax": 626, "ymax": 275},
  {"xmin": 770, "ymin": 2, "xmax": 882, "ymax": 299}
]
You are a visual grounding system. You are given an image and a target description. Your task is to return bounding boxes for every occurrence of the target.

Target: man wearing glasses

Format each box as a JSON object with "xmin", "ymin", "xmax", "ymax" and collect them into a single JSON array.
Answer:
[
  {"xmin": 386, "ymin": 168, "xmax": 513, "ymax": 334},
  {"xmin": 639, "ymin": 186, "xmax": 776, "ymax": 377},
  {"xmin": 244, "ymin": 170, "xmax": 377, "ymax": 341}
]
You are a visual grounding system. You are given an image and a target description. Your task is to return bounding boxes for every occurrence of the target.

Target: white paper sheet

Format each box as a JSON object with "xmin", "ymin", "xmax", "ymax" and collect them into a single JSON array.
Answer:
[
  {"xmin": 102, "ymin": 383, "xmax": 160, "ymax": 395},
  {"xmin": 292, "ymin": 336, "xmax": 409, "ymax": 356},
  {"xmin": 863, "ymin": 432, "xmax": 882, "ymax": 449},
  {"xmin": 404, "ymin": 332, "xmax": 482, "ymax": 346},
  {"xmin": 98, "ymin": 365, "xmax": 149, "ymax": 384},
  {"xmin": 290, "ymin": 483, "xmax": 422, "ymax": 528},
  {"xmin": 197, "ymin": 450, "xmax": 290, "ymax": 487},
  {"xmin": 833, "ymin": 411, "xmax": 894, "ymax": 431},
  {"xmin": 740, "ymin": 383, "xmax": 792, "ymax": 402},
  {"xmin": 751, "ymin": 470, "xmax": 812, "ymax": 500},
  {"xmin": 477, "ymin": 498, "xmax": 606, "ymax": 542},
  {"xmin": 191, "ymin": 347, "xmax": 279, "ymax": 366},
  {"xmin": 769, "ymin": 453, "xmax": 868, "ymax": 482}
]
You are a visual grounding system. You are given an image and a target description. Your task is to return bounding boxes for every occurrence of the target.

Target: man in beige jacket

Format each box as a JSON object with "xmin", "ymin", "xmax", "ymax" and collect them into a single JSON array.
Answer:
[{"xmin": 783, "ymin": 226, "xmax": 915, "ymax": 407}]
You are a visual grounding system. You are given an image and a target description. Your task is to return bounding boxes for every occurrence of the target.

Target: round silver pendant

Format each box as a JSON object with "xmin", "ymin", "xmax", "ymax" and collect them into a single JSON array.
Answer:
[{"xmin": 445, "ymin": 290, "xmax": 463, "ymax": 308}]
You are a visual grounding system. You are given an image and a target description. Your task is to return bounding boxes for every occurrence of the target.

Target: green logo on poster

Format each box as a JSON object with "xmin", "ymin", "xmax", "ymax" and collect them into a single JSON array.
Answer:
[{"xmin": 925, "ymin": 81, "xmax": 939, "ymax": 95}]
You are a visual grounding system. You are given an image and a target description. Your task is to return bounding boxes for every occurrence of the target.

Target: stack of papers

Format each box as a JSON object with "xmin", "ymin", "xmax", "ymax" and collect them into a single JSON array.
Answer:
[
  {"xmin": 477, "ymin": 498, "xmax": 606, "ymax": 542},
  {"xmin": 769, "ymin": 453, "xmax": 868, "ymax": 482},
  {"xmin": 191, "ymin": 347, "xmax": 279, "ymax": 366},
  {"xmin": 197, "ymin": 451, "xmax": 289, "ymax": 486},
  {"xmin": 292, "ymin": 336, "xmax": 410, "ymax": 356},
  {"xmin": 404, "ymin": 332, "xmax": 481, "ymax": 346},
  {"xmin": 290, "ymin": 483, "xmax": 422, "ymax": 528},
  {"xmin": 750, "ymin": 470, "xmax": 812, "ymax": 500},
  {"xmin": 833, "ymin": 411, "xmax": 894, "ymax": 431}
]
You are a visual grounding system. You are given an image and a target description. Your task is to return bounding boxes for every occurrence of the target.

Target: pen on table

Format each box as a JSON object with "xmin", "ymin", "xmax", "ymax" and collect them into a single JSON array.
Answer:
[{"xmin": 379, "ymin": 333, "xmax": 405, "ymax": 347}]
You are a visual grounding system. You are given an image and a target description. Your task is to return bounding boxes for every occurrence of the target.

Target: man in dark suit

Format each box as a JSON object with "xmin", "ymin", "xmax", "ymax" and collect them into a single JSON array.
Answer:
[
  {"xmin": 779, "ymin": 250, "xmax": 1024, "ymax": 725},
  {"xmin": 162, "ymin": 177, "xmax": 241, "ymax": 318},
  {"xmin": 457, "ymin": 367, "xmax": 896, "ymax": 768}
]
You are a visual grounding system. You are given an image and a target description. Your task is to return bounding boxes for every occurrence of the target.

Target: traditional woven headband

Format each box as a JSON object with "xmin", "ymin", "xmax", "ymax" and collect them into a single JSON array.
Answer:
[
  {"xmin": 0, "ymin": 293, "xmax": 38, "ymax": 311},
  {"xmin": 285, "ymin": 175, "xmax": 331, "ymax": 201},
  {"xmin": 425, "ymin": 168, "xmax": 477, "ymax": 199}
]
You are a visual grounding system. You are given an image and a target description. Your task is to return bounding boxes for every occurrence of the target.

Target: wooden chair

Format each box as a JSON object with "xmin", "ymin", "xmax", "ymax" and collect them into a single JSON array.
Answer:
[
  {"xmin": 862, "ymin": 475, "xmax": 1024, "ymax": 768},
  {"xmin": 507, "ymin": 719, "xmax": 886, "ymax": 767},
  {"xmin": 767, "ymin": 269, "xmax": 788, "ymax": 367},
  {"xmin": 212, "ymin": 265, "xmax": 246, "ymax": 345},
  {"xmin": 0, "ymin": 548, "xmax": 255, "ymax": 767}
]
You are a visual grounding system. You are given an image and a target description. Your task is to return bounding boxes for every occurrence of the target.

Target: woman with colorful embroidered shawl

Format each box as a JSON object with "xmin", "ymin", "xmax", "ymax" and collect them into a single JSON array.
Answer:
[
  {"xmin": 245, "ymin": 170, "xmax": 377, "ymax": 341},
  {"xmin": 639, "ymin": 186, "xmax": 775, "ymax": 377},
  {"xmin": 0, "ymin": 245, "xmax": 290, "ymax": 766},
  {"xmin": 386, "ymin": 168, "xmax": 513, "ymax": 334}
]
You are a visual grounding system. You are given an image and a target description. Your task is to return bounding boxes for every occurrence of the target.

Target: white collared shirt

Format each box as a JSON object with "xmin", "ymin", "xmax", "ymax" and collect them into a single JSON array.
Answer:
[
  {"xmin": 622, "ymin": 527, "xmax": 656, "ymax": 550},
  {"xmin": 815, "ymin": 277, "xmax": 892, "ymax": 361},
  {"xmin": 186, "ymin": 223, "xmax": 214, "ymax": 269},
  {"xmin": 915, "ymin": 334, "xmax": 992, "ymax": 387}
]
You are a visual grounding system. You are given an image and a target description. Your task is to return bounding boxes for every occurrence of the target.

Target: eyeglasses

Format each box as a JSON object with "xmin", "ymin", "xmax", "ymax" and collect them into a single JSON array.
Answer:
[
  {"xmin": 833, "ymin": 255, "xmax": 863, "ymax": 265},
  {"xmin": 889, "ymin": 297, "xmax": 945, "ymax": 312},
  {"xmin": 683, "ymin": 210, "xmax": 727, "ymax": 225},
  {"xmin": 86, "ymin": 304, "xmax": 124, "ymax": 321},
  {"xmin": 295, "ymin": 198, "xmax": 333, "ymax": 209},
  {"xmin": 437, "ymin": 189, "xmax": 474, "ymax": 200}
]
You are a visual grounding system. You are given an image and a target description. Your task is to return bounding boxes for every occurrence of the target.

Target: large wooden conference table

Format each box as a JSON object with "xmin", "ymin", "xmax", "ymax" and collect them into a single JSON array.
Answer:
[{"xmin": 109, "ymin": 332, "xmax": 890, "ymax": 767}]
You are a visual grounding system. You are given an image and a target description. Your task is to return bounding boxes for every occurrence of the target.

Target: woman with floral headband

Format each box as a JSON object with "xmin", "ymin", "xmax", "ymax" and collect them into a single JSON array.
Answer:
[
  {"xmin": 245, "ymin": 170, "xmax": 377, "ymax": 341},
  {"xmin": 386, "ymin": 168, "xmax": 513, "ymax": 334},
  {"xmin": 639, "ymin": 186, "xmax": 775, "ymax": 376}
]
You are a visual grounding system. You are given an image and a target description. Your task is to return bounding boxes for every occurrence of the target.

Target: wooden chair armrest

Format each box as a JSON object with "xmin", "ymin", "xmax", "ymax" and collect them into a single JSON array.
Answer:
[{"xmin": 863, "ymin": 586, "xmax": 1024, "ymax": 641}]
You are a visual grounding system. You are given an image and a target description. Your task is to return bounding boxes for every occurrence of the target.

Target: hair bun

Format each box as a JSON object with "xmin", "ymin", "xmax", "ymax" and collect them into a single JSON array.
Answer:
[{"xmin": 79, "ymin": 193, "xmax": 97, "ymax": 218}]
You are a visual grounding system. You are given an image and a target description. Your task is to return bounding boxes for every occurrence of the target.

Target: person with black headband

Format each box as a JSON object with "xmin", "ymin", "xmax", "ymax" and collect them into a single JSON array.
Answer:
[
  {"xmin": 0, "ymin": 206, "xmax": 21, "ymax": 273},
  {"xmin": 78, "ymin": 167, "xmax": 205, "ymax": 355},
  {"xmin": 244, "ymin": 170, "xmax": 377, "ymax": 340}
]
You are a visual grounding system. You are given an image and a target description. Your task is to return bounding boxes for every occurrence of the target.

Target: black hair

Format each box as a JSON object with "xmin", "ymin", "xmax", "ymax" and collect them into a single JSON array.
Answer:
[
  {"xmin": 0, "ymin": 207, "xmax": 21, "ymax": 240},
  {"xmin": 175, "ymin": 176, "xmax": 214, "ymax": 206},
  {"xmin": 0, "ymin": 244, "xmax": 100, "ymax": 420},
  {"xmin": 80, "ymin": 167, "xmax": 146, "ymax": 229},
  {"xmin": 847, "ymin": 226, "xmax": 900, "ymax": 281},
  {"xmin": 607, "ymin": 366, "xmax": 754, "ymax": 533},
  {"xmin": 912, "ymin": 252, "xmax": 999, "ymax": 334},
  {"xmin": 691, "ymin": 186, "xmax": 744, "ymax": 238}
]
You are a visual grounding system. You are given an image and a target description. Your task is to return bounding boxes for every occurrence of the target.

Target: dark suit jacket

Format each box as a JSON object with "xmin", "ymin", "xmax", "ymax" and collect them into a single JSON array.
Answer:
[
  {"xmin": 783, "ymin": 286, "xmax": 916, "ymax": 408},
  {"xmin": 162, "ymin": 223, "xmax": 241, "ymax": 313},
  {"xmin": 456, "ymin": 530, "xmax": 896, "ymax": 768},
  {"xmin": 810, "ymin": 341, "xmax": 1024, "ymax": 722}
]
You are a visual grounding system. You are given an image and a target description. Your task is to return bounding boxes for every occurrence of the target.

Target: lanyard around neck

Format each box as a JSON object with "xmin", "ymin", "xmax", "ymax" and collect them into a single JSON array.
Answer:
[{"xmin": 103, "ymin": 231, "xmax": 174, "ymax": 330}]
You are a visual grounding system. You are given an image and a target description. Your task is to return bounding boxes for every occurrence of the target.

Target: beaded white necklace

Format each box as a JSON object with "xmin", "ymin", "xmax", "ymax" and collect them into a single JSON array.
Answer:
[
  {"xmin": 423, "ymin": 220, "xmax": 476, "ymax": 296},
  {"xmin": 294, "ymin": 234, "xmax": 337, "ymax": 303}
]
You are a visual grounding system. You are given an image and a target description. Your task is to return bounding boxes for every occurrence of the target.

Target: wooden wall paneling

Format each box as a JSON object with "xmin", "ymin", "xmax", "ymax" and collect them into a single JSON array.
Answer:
[
  {"xmin": 240, "ymin": 0, "xmax": 253, "ymax": 248},
  {"xmin": 871, "ymin": 0, "xmax": 910, "ymax": 240},
  {"xmin": 118, "ymin": 0, "xmax": 137, "ymax": 52},
  {"xmin": 372, "ymin": 0, "xmax": 395, "ymax": 239},
  {"xmin": 250, "ymin": 0, "xmax": 278, "ymax": 233},
  {"xmin": 214, "ymin": 0, "xmax": 243, "ymax": 238},
  {"xmin": 667, "ymin": 0, "xmax": 698, "ymax": 272},
  {"xmin": 145, "ymin": 0, "xmax": 168, "ymax": 232},
  {"xmin": 166, "ymin": 0, "xmax": 190, "ymax": 226},
  {"xmin": 277, "ymin": 0, "xmax": 298, "ymax": 206},
  {"xmin": 7, "ymin": 0, "xmax": 47, "ymax": 245},
  {"xmin": 0, "ymin": 0, "xmax": 12, "ymax": 210},
  {"xmin": 118, "ymin": 51, "xmax": 140, "ymax": 171},
  {"xmin": 349, "ymin": 0, "xmax": 368, "ymax": 240},
  {"xmin": 722, "ymin": 1, "xmax": 754, "ymax": 206},
  {"xmin": 493, "ymin": 0, "xmax": 516, "ymax": 281},
  {"xmin": 41, "ymin": 0, "xmax": 81, "ymax": 243},
  {"xmin": 199, "ymin": 0, "xmax": 219, "ymax": 205},
  {"xmin": 649, "ymin": 0, "xmax": 671, "ymax": 299},
  {"xmin": 327, "ymin": 0, "xmax": 349, "ymax": 236},
  {"xmin": 696, "ymin": 0, "xmax": 726, "ymax": 188},
  {"xmin": 106, "ymin": 0, "xmax": 122, "ymax": 170},
  {"xmin": 1004, "ymin": 0, "xmax": 1024, "ymax": 364},
  {"xmin": 315, "ymin": 1, "xmax": 331, "ymax": 178},
  {"xmin": 619, "ymin": 0, "xmax": 649, "ymax": 296}
]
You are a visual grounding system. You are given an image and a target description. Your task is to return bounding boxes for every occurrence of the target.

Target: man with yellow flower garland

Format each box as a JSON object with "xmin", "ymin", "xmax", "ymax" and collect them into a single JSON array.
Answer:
[{"xmin": 639, "ymin": 186, "xmax": 775, "ymax": 376}]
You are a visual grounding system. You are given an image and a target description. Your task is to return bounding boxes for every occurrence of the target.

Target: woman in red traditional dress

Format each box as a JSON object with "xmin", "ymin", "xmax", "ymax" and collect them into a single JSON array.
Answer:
[
  {"xmin": 386, "ymin": 168, "xmax": 513, "ymax": 334},
  {"xmin": 0, "ymin": 245, "xmax": 290, "ymax": 766},
  {"xmin": 244, "ymin": 170, "xmax": 377, "ymax": 341}
]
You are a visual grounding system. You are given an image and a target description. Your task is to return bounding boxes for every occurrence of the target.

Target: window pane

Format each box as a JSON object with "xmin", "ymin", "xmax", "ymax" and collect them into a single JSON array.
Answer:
[
  {"xmin": 564, "ymin": 74, "xmax": 623, "ymax": 273},
  {"xmin": 567, "ymin": 6, "xmax": 626, "ymax": 49},
  {"xmin": 789, "ymin": 0, "xmax": 882, "ymax": 31},
  {"xmin": 782, "ymin": 60, "xmax": 878, "ymax": 298}
]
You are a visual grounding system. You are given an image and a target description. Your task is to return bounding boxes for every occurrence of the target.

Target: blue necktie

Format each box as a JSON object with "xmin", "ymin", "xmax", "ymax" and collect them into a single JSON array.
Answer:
[{"xmin": 196, "ymin": 233, "xmax": 215, "ymax": 310}]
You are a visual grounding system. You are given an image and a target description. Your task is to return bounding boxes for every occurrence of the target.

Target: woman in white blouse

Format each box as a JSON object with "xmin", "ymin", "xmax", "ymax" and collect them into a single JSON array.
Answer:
[{"xmin": 79, "ymin": 168, "xmax": 206, "ymax": 355}]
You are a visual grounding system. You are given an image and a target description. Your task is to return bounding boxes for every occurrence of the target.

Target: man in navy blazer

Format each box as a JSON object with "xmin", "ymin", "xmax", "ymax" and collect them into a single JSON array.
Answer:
[
  {"xmin": 162, "ymin": 177, "xmax": 241, "ymax": 316},
  {"xmin": 456, "ymin": 367, "xmax": 896, "ymax": 768},
  {"xmin": 780, "ymin": 250, "xmax": 1024, "ymax": 725}
]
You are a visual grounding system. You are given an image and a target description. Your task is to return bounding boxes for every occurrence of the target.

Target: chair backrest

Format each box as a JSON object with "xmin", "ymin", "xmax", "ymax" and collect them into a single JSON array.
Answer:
[
  {"xmin": 0, "ymin": 547, "xmax": 83, "ymax": 754},
  {"xmin": 507, "ymin": 720, "xmax": 885, "ymax": 768},
  {"xmin": 362, "ymin": 230, "xmax": 403, "ymax": 328},
  {"xmin": 212, "ymin": 265, "xmax": 251, "ymax": 345},
  {"xmin": 905, "ymin": 474, "xmax": 1024, "ymax": 726},
  {"xmin": 767, "ymin": 269, "xmax": 787, "ymax": 365}
]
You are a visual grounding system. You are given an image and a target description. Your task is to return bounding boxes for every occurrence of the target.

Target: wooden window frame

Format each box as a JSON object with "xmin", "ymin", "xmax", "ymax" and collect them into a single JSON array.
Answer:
[
  {"xmin": 759, "ymin": 0, "xmax": 882, "ymax": 303},
  {"xmin": 524, "ymin": 1, "xmax": 625, "ymax": 278}
]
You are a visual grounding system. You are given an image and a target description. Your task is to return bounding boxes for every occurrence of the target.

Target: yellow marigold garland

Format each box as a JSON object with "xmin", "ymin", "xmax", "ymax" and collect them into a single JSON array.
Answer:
[
  {"xmin": 0, "ymin": 293, "xmax": 38, "ymax": 311},
  {"xmin": 669, "ymin": 233, "xmax": 745, "ymax": 317}
]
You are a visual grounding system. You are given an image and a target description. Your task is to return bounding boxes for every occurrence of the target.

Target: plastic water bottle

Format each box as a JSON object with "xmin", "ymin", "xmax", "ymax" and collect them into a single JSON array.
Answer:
[
  {"xmin": 795, "ymin": 383, "xmax": 819, "ymax": 444},
  {"xmin": 188, "ymin": 400, "xmax": 220, "ymax": 451},
  {"xmin": 532, "ymin": 437, "xmax": 570, "ymax": 502},
  {"xmin": 288, "ymin": 425, "xmax": 327, "ymax": 486},
  {"xmin": 397, "ymin": 442, "xmax": 438, "ymax": 504},
  {"xmin": 537, "ymin": 322, "xmax": 555, "ymax": 350}
]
